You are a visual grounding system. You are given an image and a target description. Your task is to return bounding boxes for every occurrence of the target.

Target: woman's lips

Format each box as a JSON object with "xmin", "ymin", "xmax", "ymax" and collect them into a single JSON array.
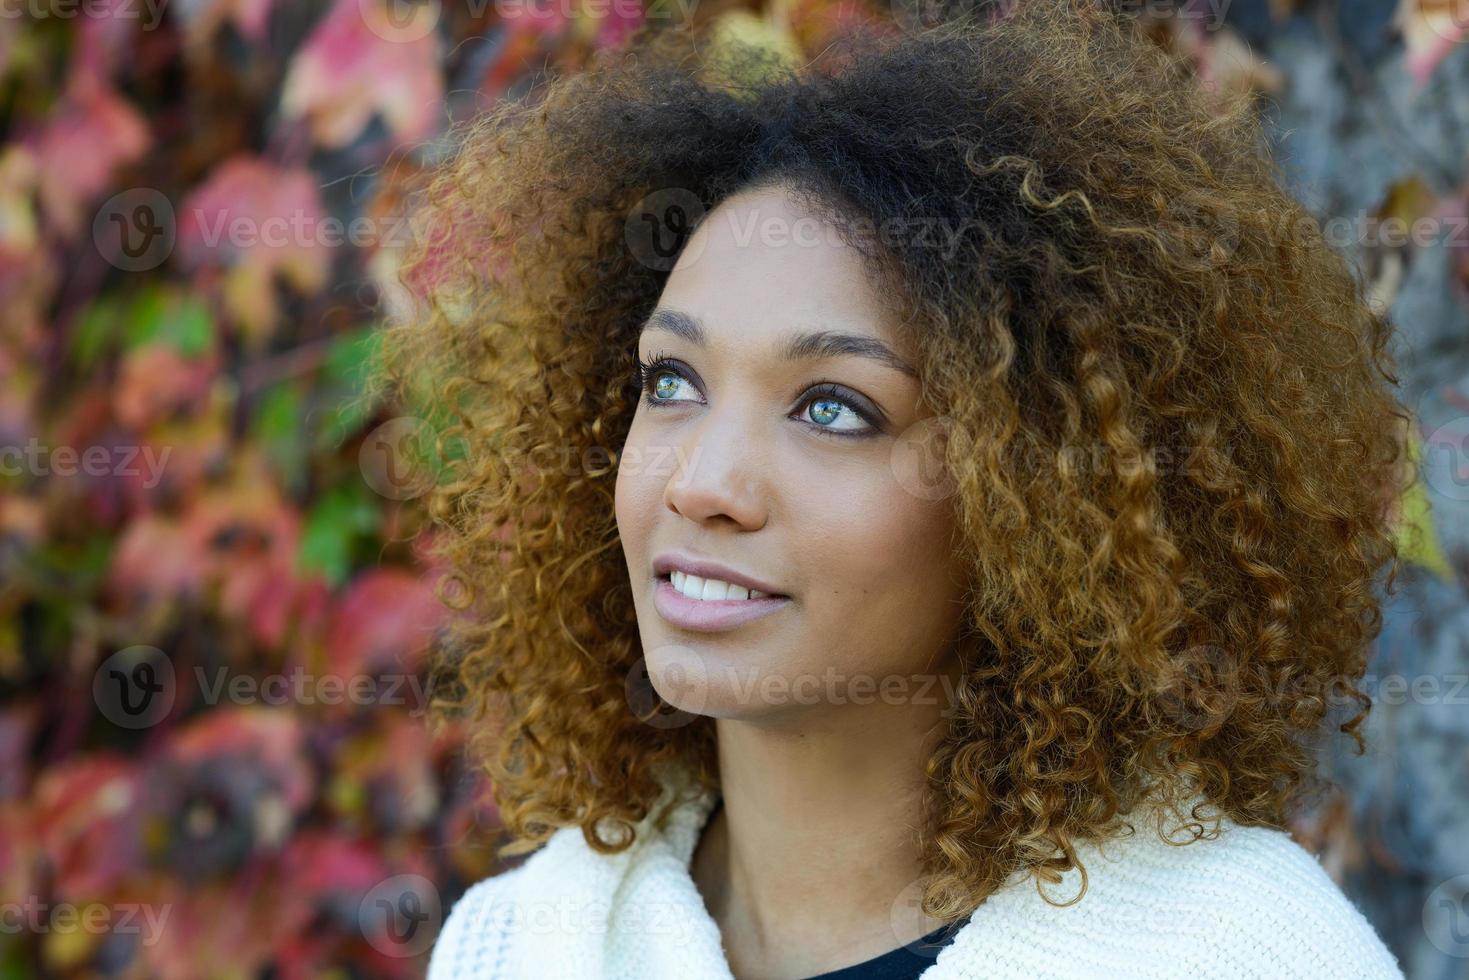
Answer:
[{"xmin": 652, "ymin": 576, "xmax": 791, "ymax": 632}]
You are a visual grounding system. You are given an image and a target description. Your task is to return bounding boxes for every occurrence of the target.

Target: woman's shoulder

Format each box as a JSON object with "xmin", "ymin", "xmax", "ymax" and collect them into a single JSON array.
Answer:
[
  {"xmin": 424, "ymin": 808, "xmax": 673, "ymax": 979},
  {"xmin": 426, "ymin": 783, "xmax": 718, "ymax": 979},
  {"xmin": 939, "ymin": 814, "xmax": 1405, "ymax": 979},
  {"xmin": 1158, "ymin": 821, "xmax": 1403, "ymax": 977},
  {"xmin": 425, "ymin": 858, "xmax": 534, "ymax": 980}
]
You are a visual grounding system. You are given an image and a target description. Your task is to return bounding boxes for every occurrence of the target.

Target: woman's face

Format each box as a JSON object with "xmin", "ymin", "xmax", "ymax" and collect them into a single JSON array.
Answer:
[{"xmin": 615, "ymin": 182, "xmax": 969, "ymax": 724}]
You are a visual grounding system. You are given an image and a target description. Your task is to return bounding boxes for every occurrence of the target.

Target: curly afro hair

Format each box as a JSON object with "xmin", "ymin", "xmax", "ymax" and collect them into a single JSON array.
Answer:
[{"xmin": 383, "ymin": 0, "xmax": 1411, "ymax": 919}]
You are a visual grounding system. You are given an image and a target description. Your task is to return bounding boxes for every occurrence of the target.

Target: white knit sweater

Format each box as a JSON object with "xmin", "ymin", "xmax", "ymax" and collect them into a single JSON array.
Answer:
[{"xmin": 426, "ymin": 777, "xmax": 1405, "ymax": 979}]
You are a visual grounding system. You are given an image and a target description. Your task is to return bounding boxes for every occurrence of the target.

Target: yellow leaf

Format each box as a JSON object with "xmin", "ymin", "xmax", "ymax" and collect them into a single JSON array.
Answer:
[
  {"xmin": 43, "ymin": 916, "xmax": 100, "ymax": 972},
  {"xmin": 701, "ymin": 10, "xmax": 803, "ymax": 93},
  {"xmin": 1395, "ymin": 426, "xmax": 1456, "ymax": 581}
]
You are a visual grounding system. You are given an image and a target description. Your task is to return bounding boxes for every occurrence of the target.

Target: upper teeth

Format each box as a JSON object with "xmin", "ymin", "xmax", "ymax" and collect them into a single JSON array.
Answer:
[{"xmin": 670, "ymin": 570, "xmax": 772, "ymax": 601}]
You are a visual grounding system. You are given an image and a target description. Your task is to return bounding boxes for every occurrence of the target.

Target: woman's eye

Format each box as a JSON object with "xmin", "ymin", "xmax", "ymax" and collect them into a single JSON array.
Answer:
[
  {"xmin": 802, "ymin": 396, "xmax": 872, "ymax": 434},
  {"xmin": 648, "ymin": 368, "xmax": 697, "ymax": 402}
]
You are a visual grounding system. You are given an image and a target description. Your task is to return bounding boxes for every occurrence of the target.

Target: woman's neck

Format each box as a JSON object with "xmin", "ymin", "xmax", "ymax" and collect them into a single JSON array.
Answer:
[{"xmin": 690, "ymin": 699, "xmax": 956, "ymax": 979}]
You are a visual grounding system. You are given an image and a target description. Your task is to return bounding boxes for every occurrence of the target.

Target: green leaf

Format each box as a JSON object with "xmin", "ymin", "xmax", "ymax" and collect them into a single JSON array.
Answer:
[
  {"xmin": 255, "ymin": 384, "xmax": 308, "ymax": 492},
  {"xmin": 72, "ymin": 296, "xmax": 124, "ymax": 371},
  {"xmin": 123, "ymin": 286, "xmax": 215, "ymax": 357},
  {"xmin": 324, "ymin": 327, "xmax": 383, "ymax": 387},
  {"xmin": 316, "ymin": 327, "xmax": 385, "ymax": 450},
  {"xmin": 297, "ymin": 483, "xmax": 381, "ymax": 586},
  {"xmin": 162, "ymin": 294, "xmax": 214, "ymax": 357}
]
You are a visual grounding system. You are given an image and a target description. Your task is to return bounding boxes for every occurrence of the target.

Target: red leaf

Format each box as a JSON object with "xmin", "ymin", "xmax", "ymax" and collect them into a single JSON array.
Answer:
[
  {"xmin": 27, "ymin": 74, "xmax": 149, "ymax": 238},
  {"xmin": 325, "ymin": 568, "xmax": 442, "ymax": 679},
  {"xmin": 33, "ymin": 754, "xmax": 145, "ymax": 897},
  {"xmin": 178, "ymin": 157, "xmax": 332, "ymax": 341},
  {"xmin": 280, "ymin": 0, "xmax": 443, "ymax": 149}
]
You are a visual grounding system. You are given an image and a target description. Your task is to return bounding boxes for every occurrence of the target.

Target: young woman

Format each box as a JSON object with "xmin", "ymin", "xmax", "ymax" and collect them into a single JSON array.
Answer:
[{"xmin": 393, "ymin": 2, "xmax": 1410, "ymax": 976}]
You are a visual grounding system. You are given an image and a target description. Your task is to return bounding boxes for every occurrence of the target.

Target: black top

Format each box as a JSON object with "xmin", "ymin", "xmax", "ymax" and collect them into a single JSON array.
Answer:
[{"xmin": 800, "ymin": 915, "xmax": 971, "ymax": 980}]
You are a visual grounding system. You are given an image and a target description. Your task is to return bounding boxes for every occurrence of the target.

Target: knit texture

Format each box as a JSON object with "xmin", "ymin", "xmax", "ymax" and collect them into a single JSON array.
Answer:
[{"xmin": 427, "ymin": 777, "xmax": 1405, "ymax": 980}]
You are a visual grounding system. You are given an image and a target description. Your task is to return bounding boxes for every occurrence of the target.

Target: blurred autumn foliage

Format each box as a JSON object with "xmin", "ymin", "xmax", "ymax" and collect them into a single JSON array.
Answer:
[{"xmin": 3, "ymin": 0, "xmax": 1469, "ymax": 977}]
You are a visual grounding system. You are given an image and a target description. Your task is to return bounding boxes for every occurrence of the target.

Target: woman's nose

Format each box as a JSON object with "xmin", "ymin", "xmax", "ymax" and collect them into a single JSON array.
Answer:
[{"xmin": 661, "ymin": 409, "xmax": 769, "ymax": 531}]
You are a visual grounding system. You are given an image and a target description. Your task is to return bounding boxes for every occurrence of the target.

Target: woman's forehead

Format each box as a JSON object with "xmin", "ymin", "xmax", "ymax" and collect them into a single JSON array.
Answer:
[{"xmin": 653, "ymin": 188, "xmax": 913, "ymax": 359}]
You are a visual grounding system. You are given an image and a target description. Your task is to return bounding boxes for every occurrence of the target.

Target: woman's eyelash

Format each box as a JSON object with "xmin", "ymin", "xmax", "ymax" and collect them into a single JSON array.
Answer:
[
  {"xmin": 632, "ymin": 350, "xmax": 678, "ymax": 391},
  {"xmin": 631, "ymin": 354, "xmax": 880, "ymax": 438}
]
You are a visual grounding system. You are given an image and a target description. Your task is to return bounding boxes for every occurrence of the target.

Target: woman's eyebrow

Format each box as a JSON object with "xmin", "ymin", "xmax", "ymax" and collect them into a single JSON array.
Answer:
[{"xmin": 638, "ymin": 308, "xmax": 917, "ymax": 378}]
